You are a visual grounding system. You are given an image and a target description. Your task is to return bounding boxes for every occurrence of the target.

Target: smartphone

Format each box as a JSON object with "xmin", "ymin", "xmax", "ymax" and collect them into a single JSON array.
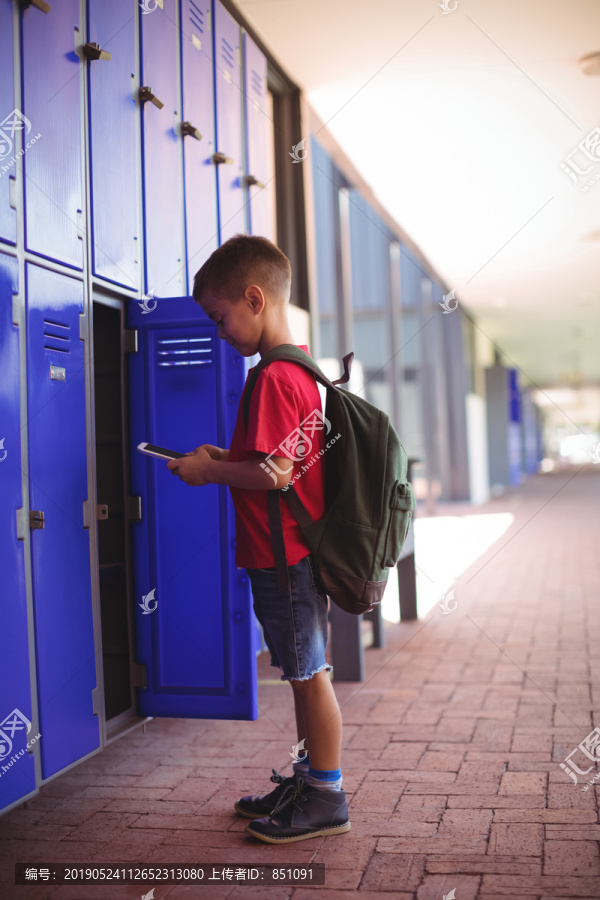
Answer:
[{"xmin": 137, "ymin": 442, "xmax": 187, "ymax": 461}]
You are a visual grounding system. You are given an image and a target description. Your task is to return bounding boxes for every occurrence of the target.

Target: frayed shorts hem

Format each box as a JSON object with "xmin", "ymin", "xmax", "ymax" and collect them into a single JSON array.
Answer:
[{"xmin": 271, "ymin": 661, "xmax": 333, "ymax": 683}]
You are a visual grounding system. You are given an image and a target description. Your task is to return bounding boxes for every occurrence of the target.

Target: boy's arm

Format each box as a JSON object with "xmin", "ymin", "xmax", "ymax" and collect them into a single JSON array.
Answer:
[
  {"xmin": 167, "ymin": 447, "xmax": 291, "ymax": 489},
  {"xmin": 197, "ymin": 443, "xmax": 229, "ymax": 462}
]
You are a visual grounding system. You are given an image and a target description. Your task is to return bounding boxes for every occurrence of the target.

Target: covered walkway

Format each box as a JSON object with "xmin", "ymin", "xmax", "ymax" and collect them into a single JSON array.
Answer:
[{"xmin": 2, "ymin": 469, "xmax": 599, "ymax": 899}]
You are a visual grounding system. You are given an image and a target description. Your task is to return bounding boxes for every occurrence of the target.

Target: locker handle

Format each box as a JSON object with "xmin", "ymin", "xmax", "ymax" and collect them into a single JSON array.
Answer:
[
  {"xmin": 29, "ymin": 511, "xmax": 45, "ymax": 530},
  {"xmin": 83, "ymin": 42, "xmax": 112, "ymax": 62},
  {"xmin": 139, "ymin": 86, "xmax": 164, "ymax": 110},
  {"xmin": 181, "ymin": 121, "xmax": 202, "ymax": 141},
  {"xmin": 246, "ymin": 174, "xmax": 265, "ymax": 189},
  {"xmin": 20, "ymin": 0, "xmax": 51, "ymax": 12},
  {"xmin": 212, "ymin": 152, "xmax": 233, "ymax": 165}
]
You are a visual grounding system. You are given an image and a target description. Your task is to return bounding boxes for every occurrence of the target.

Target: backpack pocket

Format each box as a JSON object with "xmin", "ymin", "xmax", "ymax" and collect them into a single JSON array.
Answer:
[{"xmin": 382, "ymin": 482, "xmax": 416, "ymax": 568}]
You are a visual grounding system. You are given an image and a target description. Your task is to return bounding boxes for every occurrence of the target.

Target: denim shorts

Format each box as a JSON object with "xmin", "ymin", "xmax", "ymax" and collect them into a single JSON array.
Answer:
[{"xmin": 246, "ymin": 555, "xmax": 332, "ymax": 682}]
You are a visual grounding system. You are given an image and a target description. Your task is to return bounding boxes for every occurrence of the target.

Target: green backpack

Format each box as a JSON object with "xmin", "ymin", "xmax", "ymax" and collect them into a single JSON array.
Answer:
[{"xmin": 242, "ymin": 344, "xmax": 416, "ymax": 615}]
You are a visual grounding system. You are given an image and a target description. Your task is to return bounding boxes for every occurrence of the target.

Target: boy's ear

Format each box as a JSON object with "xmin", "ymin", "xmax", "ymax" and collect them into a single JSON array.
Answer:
[{"xmin": 245, "ymin": 283, "xmax": 266, "ymax": 314}]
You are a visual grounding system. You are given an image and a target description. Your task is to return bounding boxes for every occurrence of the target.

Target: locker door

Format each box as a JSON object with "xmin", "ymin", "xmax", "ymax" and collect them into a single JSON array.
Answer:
[
  {"xmin": 87, "ymin": 0, "xmax": 139, "ymax": 290},
  {"xmin": 213, "ymin": 1, "xmax": 245, "ymax": 243},
  {"xmin": 181, "ymin": 0, "xmax": 218, "ymax": 288},
  {"xmin": 21, "ymin": 0, "xmax": 83, "ymax": 270},
  {"xmin": 140, "ymin": 2, "xmax": 185, "ymax": 297},
  {"xmin": 0, "ymin": 0, "xmax": 17, "ymax": 246},
  {"xmin": 127, "ymin": 297, "xmax": 257, "ymax": 720},
  {"xmin": 26, "ymin": 264, "xmax": 99, "ymax": 778},
  {"xmin": 243, "ymin": 34, "xmax": 273, "ymax": 240},
  {"xmin": 0, "ymin": 254, "xmax": 36, "ymax": 813}
]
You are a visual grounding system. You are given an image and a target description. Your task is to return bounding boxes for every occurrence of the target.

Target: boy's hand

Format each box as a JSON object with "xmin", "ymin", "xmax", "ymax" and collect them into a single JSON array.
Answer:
[
  {"xmin": 167, "ymin": 446, "xmax": 213, "ymax": 486},
  {"xmin": 196, "ymin": 443, "xmax": 227, "ymax": 461}
]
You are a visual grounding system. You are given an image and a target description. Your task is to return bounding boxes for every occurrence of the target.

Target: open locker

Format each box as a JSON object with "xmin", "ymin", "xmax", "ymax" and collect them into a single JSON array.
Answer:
[{"xmin": 92, "ymin": 294, "xmax": 258, "ymax": 733}]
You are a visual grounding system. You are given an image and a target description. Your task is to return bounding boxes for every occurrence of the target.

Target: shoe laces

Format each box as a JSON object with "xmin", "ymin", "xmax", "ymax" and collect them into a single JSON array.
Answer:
[
  {"xmin": 269, "ymin": 768, "xmax": 287, "ymax": 785},
  {"xmin": 270, "ymin": 776, "xmax": 307, "ymax": 817}
]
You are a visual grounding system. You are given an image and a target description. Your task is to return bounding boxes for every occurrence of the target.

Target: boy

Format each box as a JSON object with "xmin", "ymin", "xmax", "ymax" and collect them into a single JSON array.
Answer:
[{"xmin": 166, "ymin": 235, "xmax": 350, "ymax": 844}]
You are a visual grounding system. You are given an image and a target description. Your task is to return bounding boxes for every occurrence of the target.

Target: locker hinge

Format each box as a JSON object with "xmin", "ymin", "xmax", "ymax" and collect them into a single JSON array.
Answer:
[
  {"xmin": 79, "ymin": 311, "xmax": 88, "ymax": 341},
  {"xmin": 12, "ymin": 294, "xmax": 22, "ymax": 328},
  {"xmin": 123, "ymin": 329, "xmax": 138, "ymax": 353},
  {"xmin": 76, "ymin": 209, "xmax": 85, "ymax": 241},
  {"xmin": 91, "ymin": 687, "xmax": 101, "ymax": 717},
  {"xmin": 127, "ymin": 495, "xmax": 142, "ymax": 522},
  {"xmin": 83, "ymin": 500, "xmax": 109, "ymax": 529},
  {"xmin": 20, "ymin": 0, "xmax": 51, "ymax": 13},
  {"xmin": 133, "ymin": 663, "xmax": 147, "ymax": 690},
  {"xmin": 8, "ymin": 175, "xmax": 17, "ymax": 210},
  {"xmin": 16, "ymin": 508, "xmax": 27, "ymax": 541}
]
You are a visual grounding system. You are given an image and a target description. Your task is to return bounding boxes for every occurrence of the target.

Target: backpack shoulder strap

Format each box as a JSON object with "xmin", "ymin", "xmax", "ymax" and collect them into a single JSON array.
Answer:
[
  {"xmin": 242, "ymin": 344, "xmax": 353, "ymax": 430},
  {"xmin": 242, "ymin": 344, "xmax": 353, "ymax": 596}
]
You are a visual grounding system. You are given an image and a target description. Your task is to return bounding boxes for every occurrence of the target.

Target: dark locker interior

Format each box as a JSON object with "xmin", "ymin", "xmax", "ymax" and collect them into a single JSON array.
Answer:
[{"xmin": 93, "ymin": 301, "xmax": 134, "ymax": 725}]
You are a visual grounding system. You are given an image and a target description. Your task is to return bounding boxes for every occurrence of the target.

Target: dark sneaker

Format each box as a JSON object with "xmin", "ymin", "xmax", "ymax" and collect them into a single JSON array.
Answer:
[
  {"xmin": 234, "ymin": 769, "xmax": 298, "ymax": 819},
  {"xmin": 245, "ymin": 777, "xmax": 351, "ymax": 844}
]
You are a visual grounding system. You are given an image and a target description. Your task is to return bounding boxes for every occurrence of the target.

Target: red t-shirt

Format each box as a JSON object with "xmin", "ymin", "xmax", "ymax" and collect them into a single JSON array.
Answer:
[{"xmin": 228, "ymin": 345, "xmax": 326, "ymax": 569}]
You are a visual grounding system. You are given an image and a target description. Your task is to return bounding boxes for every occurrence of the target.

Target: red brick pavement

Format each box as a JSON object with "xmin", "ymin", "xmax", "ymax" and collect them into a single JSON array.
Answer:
[{"xmin": 1, "ymin": 469, "xmax": 599, "ymax": 899}]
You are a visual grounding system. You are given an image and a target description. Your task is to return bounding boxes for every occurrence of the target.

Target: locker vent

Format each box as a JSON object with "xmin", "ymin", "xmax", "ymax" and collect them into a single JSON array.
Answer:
[
  {"xmin": 43, "ymin": 318, "xmax": 71, "ymax": 354},
  {"xmin": 220, "ymin": 36, "xmax": 235, "ymax": 72},
  {"xmin": 250, "ymin": 68, "xmax": 264, "ymax": 102},
  {"xmin": 189, "ymin": 0, "xmax": 205, "ymax": 33},
  {"xmin": 156, "ymin": 336, "xmax": 213, "ymax": 367}
]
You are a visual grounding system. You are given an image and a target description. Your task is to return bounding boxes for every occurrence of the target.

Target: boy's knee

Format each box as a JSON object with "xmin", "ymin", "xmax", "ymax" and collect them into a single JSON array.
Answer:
[{"xmin": 289, "ymin": 670, "xmax": 328, "ymax": 691}]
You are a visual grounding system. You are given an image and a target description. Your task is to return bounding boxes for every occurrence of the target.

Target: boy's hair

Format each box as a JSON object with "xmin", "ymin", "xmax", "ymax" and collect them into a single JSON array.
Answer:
[{"xmin": 192, "ymin": 234, "xmax": 291, "ymax": 305}]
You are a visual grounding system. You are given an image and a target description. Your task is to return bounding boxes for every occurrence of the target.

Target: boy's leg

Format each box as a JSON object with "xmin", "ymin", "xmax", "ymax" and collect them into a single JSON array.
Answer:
[
  {"xmin": 290, "ymin": 670, "xmax": 342, "ymax": 771},
  {"xmin": 247, "ymin": 672, "xmax": 349, "ymax": 842},
  {"xmin": 293, "ymin": 694, "xmax": 307, "ymax": 748}
]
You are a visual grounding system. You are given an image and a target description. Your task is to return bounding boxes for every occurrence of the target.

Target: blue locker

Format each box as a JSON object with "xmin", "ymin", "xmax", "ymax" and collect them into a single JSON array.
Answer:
[
  {"xmin": 0, "ymin": 0, "xmax": 17, "ymax": 245},
  {"xmin": 243, "ymin": 34, "xmax": 273, "ymax": 239},
  {"xmin": 21, "ymin": 0, "xmax": 83, "ymax": 270},
  {"xmin": 0, "ymin": 254, "xmax": 36, "ymax": 812},
  {"xmin": 127, "ymin": 296, "xmax": 257, "ymax": 719},
  {"xmin": 140, "ymin": 1, "xmax": 185, "ymax": 297},
  {"xmin": 507, "ymin": 368, "xmax": 523, "ymax": 486},
  {"xmin": 181, "ymin": 0, "xmax": 218, "ymax": 289},
  {"xmin": 398, "ymin": 246, "xmax": 425, "ymax": 461},
  {"xmin": 87, "ymin": 0, "xmax": 139, "ymax": 290},
  {"xmin": 26, "ymin": 264, "xmax": 99, "ymax": 778},
  {"xmin": 213, "ymin": 1, "xmax": 245, "ymax": 243}
]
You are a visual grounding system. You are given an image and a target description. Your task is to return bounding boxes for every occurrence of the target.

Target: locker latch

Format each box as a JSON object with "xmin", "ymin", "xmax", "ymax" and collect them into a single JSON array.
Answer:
[
  {"xmin": 133, "ymin": 663, "xmax": 147, "ymax": 690},
  {"xmin": 123, "ymin": 329, "xmax": 138, "ymax": 354},
  {"xmin": 212, "ymin": 152, "xmax": 233, "ymax": 165},
  {"xmin": 181, "ymin": 121, "xmax": 202, "ymax": 141},
  {"xmin": 139, "ymin": 86, "xmax": 164, "ymax": 110},
  {"xmin": 20, "ymin": 0, "xmax": 51, "ymax": 13},
  {"xmin": 82, "ymin": 501, "xmax": 109, "ymax": 528},
  {"xmin": 127, "ymin": 496, "xmax": 142, "ymax": 522},
  {"xmin": 82, "ymin": 42, "xmax": 112, "ymax": 62},
  {"xmin": 246, "ymin": 174, "xmax": 265, "ymax": 189},
  {"xmin": 29, "ymin": 511, "xmax": 45, "ymax": 530}
]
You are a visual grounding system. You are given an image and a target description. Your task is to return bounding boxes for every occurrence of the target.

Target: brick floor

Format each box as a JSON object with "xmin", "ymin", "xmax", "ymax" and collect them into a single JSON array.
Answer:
[{"xmin": 1, "ymin": 469, "xmax": 600, "ymax": 898}]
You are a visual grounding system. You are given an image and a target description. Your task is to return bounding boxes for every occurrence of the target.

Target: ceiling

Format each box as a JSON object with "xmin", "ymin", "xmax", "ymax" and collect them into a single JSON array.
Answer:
[{"xmin": 236, "ymin": 0, "xmax": 600, "ymax": 390}]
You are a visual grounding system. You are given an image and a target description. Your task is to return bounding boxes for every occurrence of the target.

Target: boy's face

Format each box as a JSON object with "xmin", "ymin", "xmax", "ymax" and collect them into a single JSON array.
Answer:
[{"xmin": 199, "ymin": 288, "xmax": 263, "ymax": 357}]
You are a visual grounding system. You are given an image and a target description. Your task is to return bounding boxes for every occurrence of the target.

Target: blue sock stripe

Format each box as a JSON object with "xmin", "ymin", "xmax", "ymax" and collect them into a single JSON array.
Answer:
[{"xmin": 307, "ymin": 766, "xmax": 342, "ymax": 782}]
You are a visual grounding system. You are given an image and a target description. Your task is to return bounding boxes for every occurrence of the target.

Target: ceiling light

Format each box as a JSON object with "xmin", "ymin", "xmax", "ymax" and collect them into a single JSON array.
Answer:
[
  {"xmin": 579, "ymin": 229, "xmax": 600, "ymax": 241},
  {"xmin": 579, "ymin": 52, "xmax": 600, "ymax": 75}
]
